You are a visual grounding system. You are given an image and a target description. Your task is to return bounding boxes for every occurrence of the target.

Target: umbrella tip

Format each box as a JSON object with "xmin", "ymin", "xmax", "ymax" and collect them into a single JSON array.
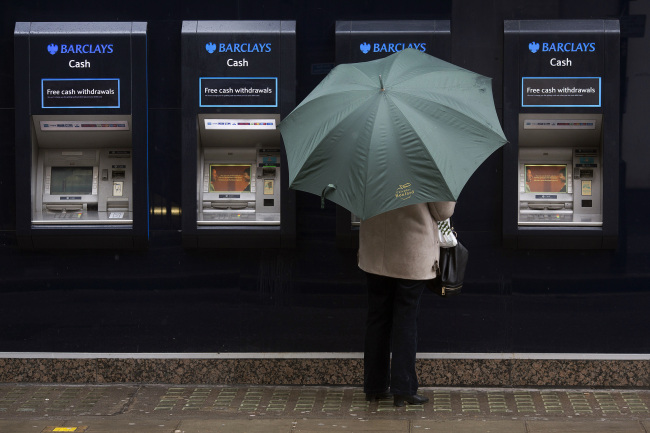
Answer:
[{"xmin": 379, "ymin": 75, "xmax": 384, "ymax": 91}]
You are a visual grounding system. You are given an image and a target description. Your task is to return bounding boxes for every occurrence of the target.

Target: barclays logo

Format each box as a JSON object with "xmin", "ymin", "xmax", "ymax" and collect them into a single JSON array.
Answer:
[
  {"xmin": 47, "ymin": 43, "xmax": 114, "ymax": 54},
  {"xmin": 529, "ymin": 41, "xmax": 596, "ymax": 53},
  {"xmin": 204, "ymin": 42, "xmax": 272, "ymax": 53},
  {"xmin": 359, "ymin": 42, "xmax": 427, "ymax": 54}
]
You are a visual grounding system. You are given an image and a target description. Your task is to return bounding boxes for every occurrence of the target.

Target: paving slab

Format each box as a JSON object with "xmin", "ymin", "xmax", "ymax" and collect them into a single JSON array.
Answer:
[
  {"xmin": 177, "ymin": 419, "xmax": 294, "ymax": 433},
  {"xmin": 0, "ymin": 420, "xmax": 47, "ymax": 433},
  {"xmin": 0, "ymin": 419, "xmax": 180, "ymax": 433},
  {"xmin": 413, "ymin": 420, "xmax": 527, "ymax": 433},
  {"xmin": 0, "ymin": 384, "xmax": 138, "ymax": 417},
  {"xmin": 527, "ymin": 420, "xmax": 646, "ymax": 433},
  {"xmin": 294, "ymin": 419, "xmax": 409, "ymax": 432}
]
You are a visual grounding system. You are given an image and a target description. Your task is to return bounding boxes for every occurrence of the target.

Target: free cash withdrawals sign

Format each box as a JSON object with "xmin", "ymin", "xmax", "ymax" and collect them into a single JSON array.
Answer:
[
  {"xmin": 42, "ymin": 78, "xmax": 120, "ymax": 108},
  {"xmin": 522, "ymin": 77, "xmax": 601, "ymax": 107},
  {"xmin": 199, "ymin": 77, "xmax": 277, "ymax": 107}
]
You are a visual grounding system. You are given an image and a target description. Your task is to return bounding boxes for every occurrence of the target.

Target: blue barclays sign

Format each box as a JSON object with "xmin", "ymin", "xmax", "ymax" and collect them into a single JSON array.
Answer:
[
  {"xmin": 47, "ymin": 43, "xmax": 114, "ymax": 55},
  {"xmin": 205, "ymin": 42, "xmax": 272, "ymax": 53},
  {"xmin": 359, "ymin": 42, "xmax": 427, "ymax": 54},
  {"xmin": 528, "ymin": 41, "xmax": 596, "ymax": 54}
]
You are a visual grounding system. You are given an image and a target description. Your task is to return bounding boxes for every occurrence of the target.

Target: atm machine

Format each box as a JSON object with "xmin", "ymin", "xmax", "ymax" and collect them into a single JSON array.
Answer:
[
  {"xmin": 334, "ymin": 20, "xmax": 451, "ymax": 248},
  {"xmin": 503, "ymin": 20, "xmax": 619, "ymax": 249},
  {"xmin": 14, "ymin": 22, "xmax": 148, "ymax": 249},
  {"xmin": 517, "ymin": 114, "xmax": 603, "ymax": 226},
  {"xmin": 181, "ymin": 21, "xmax": 296, "ymax": 248}
]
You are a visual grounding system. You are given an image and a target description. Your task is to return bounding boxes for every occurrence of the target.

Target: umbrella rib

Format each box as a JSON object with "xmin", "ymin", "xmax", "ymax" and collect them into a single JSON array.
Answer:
[
  {"xmin": 389, "ymin": 90, "xmax": 507, "ymax": 141},
  {"xmin": 382, "ymin": 96, "xmax": 456, "ymax": 199},
  {"xmin": 358, "ymin": 96, "xmax": 381, "ymax": 219},
  {"xmin": 340, "ymin": 93, "xmax": 382, "ymax": 219},
  {"xmin": 282, "ymin": 90, "xmax": 378, "ymax": 181},
  {"xmin": 293, "ymin": 63, "xmax": 379, "ymax": 110}
]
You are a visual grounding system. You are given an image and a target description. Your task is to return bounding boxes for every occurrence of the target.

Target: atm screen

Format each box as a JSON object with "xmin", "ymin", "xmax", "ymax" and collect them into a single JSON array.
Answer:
[
  {"xmin": 524, "ymin": 164, "xmax": 568, "ymax": 193},
  {"xmin": 208, "ymin": 164, "xmax": 252, "ymax": 193},
  {"xmin": 50, "ymin": 166, "xmax": 94, "ymax": 195}
]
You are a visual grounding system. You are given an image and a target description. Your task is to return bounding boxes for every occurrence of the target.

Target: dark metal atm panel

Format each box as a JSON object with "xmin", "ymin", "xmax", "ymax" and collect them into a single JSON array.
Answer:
[
  {"xmin": 334, "ymin": 20, "xmax": 451, "ymax": 248},
  {"xmin": 14, "ymin": 22, "xmax": 149, "ymax": 249},
  {"xmin": 503, "ymin": 20, "xmax": 620, "ymax": 250},
  {"xmin": 181, "ymin": 21, "xmax": 296, "ymax": 249}
]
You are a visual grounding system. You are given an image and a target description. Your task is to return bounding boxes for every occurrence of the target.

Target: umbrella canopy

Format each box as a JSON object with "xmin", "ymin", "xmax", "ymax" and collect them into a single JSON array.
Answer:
[{"xmin": 279, "ymin": 48, "xmax": 507, "ymax": 220}]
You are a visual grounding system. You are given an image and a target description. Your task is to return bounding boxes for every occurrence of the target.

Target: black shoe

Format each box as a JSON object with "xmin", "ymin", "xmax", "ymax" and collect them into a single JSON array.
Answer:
[
  {"xmin": 394, "ymin": 394, "xmax": 429, "ymax": 407},
  {"xmin": 365, "ymin": 390, "xmax": 392, "ymax": 401}
]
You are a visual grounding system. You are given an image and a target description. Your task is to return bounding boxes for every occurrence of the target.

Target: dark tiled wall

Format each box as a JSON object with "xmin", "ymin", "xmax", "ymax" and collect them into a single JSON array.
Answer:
[{"xmin": 1, "ymin": 1, "xmax": 649, "ymax": 356}]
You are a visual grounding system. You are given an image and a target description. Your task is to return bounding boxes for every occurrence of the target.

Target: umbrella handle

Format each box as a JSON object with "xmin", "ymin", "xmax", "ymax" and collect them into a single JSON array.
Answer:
[{"xmin": 321, "ymin": 184, "xmax": 336, "ymax": 209}]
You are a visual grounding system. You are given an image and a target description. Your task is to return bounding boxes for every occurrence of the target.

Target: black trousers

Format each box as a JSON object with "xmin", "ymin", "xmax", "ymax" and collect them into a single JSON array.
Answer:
[{"xmin": 363, "ymin": 272, "xmax": 426, "ymax": 396}]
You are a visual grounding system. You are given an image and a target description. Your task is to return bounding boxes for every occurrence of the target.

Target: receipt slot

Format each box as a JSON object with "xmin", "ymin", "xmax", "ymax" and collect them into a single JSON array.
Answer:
[
  {"xmin": 334, "ymin": 20, "xmax": 451, "ymax": 248},
  {"xmin": 14, "ymin": 22, "xmax": 148, "ymax": 249},
  {"xmin": 181, "ymin": 21, "xmax": 296, "ymax": 248},
  {"xmin": 503, "ymin": 20, "xmax": 620, "ymax": 249}
]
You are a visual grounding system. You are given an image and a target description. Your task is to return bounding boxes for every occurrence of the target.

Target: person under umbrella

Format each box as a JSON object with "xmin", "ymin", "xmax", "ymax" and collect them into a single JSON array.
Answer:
[
  {"xmin": 360, "ymin": 201, "xmax": 455, "ymax": 406},
  {"xmin": 279, "ymin": 48, "xmax": 507, "ymax": 406}
]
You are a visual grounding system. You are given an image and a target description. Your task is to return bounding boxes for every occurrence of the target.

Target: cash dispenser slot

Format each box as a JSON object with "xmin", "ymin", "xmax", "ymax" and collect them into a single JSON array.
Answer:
[
  {"xmin": 261, "ymin": 166, "xmax": 277, "ymax": 176},
  {"xmin": 45, "ymin": 204, "xmax": 86, "ymax": 212},
  {"xmin": 526, "ymin": 203, "xmax": 571, "ymax": 211},
  {"xmin": 107, "ymin": 200, "xmax": 130, "ymax": 211},
  {"xmin": 206, "ymin": 201, "xmax": 255, "ymax": 210}
]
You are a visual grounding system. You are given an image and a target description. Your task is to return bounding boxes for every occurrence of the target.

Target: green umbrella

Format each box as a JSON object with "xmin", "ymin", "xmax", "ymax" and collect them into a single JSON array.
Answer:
[{"xmin": 279, "ymin": 48, "xmax": 507, "ymax": 220}]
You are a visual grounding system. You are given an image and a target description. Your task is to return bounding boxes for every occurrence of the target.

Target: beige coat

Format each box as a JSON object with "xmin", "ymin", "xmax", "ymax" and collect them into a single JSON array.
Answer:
[{"xmin": 358, "ymin": 202, "xmax": 456, "ymax": 280}]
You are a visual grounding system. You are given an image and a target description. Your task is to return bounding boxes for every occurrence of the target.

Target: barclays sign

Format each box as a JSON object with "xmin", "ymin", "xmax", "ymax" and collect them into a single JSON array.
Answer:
[
  {"xmin": 359, "ymin": 42, "xmax": 427, "ymax": 54},
  {"xmin": 205, "ymin": 42, "xmax": 272, "ymax": 53},
  {"xmin": 47, "ymin": 43, "xmax": 114, "ymax": 55},
  {"xmin": 528, "ymin": 41, "xmax": 596, "ymax": 54}
]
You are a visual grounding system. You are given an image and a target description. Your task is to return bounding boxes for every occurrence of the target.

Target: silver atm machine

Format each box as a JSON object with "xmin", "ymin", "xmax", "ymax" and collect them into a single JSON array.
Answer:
[
  {"xmin": 518, "ymin": 114, "xmax": 603, "ymax": 226},
  {"xmin": 197, "ymin": 114, "xmax": 282, "ymax": 226},
  {"xmin": 181, "ymin": 21, "xmax": 296, "ymax": 248},
  {"xmin": 32, "ymin": 117, "xmax": 133, "ymax": 225},
  {"xmin": 503, "ymin": 20, "xmax": 619, "ymax": 249},
  {"xmin": 14, "ymin": 22, "xmax": 148, "ymax": 249}
]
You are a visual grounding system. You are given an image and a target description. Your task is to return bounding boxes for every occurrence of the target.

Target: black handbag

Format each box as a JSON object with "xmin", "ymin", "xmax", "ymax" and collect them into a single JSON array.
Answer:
[{"xmin": 427, "ymin": 241, "xmax": 469, "ymax": 297}]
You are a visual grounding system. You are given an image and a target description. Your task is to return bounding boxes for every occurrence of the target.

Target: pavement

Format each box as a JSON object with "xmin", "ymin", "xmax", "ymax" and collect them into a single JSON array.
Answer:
[{"xmin": 1, "ymin": 384, "xmax": 650, "ymax": 432}]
